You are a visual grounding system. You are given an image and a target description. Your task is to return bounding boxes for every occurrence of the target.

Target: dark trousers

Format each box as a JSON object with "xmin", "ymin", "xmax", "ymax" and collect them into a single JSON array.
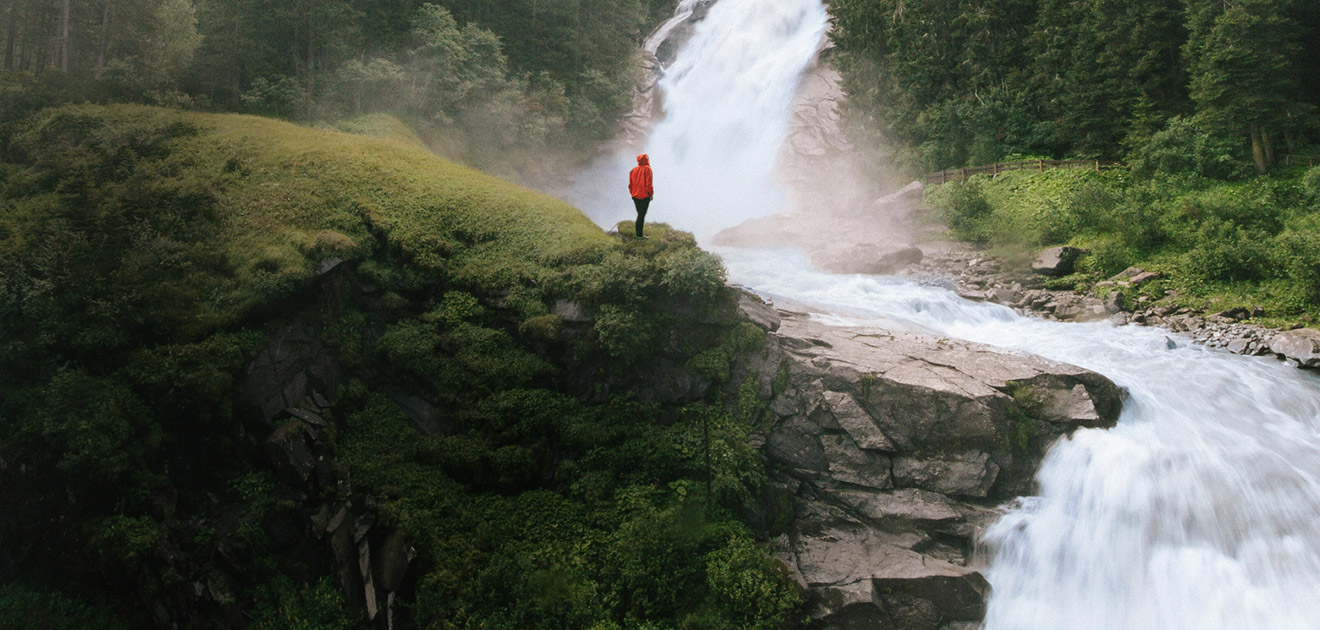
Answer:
[{"xmin": 632, "ymin": 196, "xmax": 651, "ymax": 237}]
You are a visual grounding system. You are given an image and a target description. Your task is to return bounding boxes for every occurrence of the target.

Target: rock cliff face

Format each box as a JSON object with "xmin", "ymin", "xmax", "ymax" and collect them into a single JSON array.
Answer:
[{"xmin": 731, "ymin": 297, "xmax": 1124, "ymax": 628}]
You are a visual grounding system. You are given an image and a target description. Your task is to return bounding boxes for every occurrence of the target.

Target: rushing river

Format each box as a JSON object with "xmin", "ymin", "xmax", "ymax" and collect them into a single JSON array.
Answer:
[{"xmin": 575, "ymin": 0, "xmax": 1320, "ymax": 628}]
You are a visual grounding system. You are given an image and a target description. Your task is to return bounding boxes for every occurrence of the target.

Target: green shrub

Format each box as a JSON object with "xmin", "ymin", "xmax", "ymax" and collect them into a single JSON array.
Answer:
[
  {"xmin": 593, "ymin": 304, "xmax": 655, "ymax": 362},
  {"xmin": 250, "ymin": 577, "xmax": 355, "ymax": 630},
  {"xmin": 1076, "ymin": 236, "xmax": 1139, "ymax": 277},
  {"xmin": 1302, "ymin": 166, "xmax": 1320, "ymax": 209},
  {"xmin": 929, "ymin": 178, "xmax": 992, "ymax": 242},
  {"xmin": 1129, "ymin": 116, "xmax": 1248, "ymax": 180},
  {"xmin": 0, "ymin": 581, "xmax": 128, "ymax": 630},
  {"xmin": 1278, "ymin": 213, "xmax": 1320, "ymax": 301},
  {"xmin": 705, "ymin": 536, "xmax": 804, "ymax": 629},
  {"xmin": 1182, "ymin": 219, "xmax": 1275, "ymax": 283}
]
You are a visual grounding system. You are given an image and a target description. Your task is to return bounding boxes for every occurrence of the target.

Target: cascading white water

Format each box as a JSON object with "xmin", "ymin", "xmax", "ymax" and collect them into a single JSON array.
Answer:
[
  {"xmin": 593, "ymin": 1, "xmax": 1320, "ymax": 626},
  {"xmin": 571, "ymin": 0, "xmax": 826, "ymax": 238},
  {"xmin": 720, "ymin": 248, "xmax": 1320, "ymax": 630}
]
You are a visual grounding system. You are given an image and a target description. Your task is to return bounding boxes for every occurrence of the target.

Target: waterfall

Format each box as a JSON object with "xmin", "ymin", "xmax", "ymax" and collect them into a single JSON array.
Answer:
[
  {"xmin": 719, "ymin": 247, "xmax": 1320, "ymax": 630},
  {"xmin": 580, "ymin": 1, "xmax": 1320, "ymax": 626},
  {"xmin": 570, "ymin": 0, "xmax": 826, "ymax": 239}
]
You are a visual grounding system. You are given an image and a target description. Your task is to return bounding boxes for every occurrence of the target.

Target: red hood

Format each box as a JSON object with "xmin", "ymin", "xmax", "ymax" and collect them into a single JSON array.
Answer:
[{"xmin": 637, "ymin": 154, "xmax": 650, "ymax": 166}]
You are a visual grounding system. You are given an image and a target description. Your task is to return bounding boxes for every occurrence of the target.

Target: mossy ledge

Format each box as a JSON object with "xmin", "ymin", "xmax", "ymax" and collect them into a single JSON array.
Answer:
[{"xmin": 0, "ymin": 105, "xmax": 803, "ymax": 628}]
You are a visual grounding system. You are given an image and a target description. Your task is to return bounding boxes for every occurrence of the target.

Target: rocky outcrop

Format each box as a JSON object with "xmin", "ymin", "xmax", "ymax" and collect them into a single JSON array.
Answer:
[
  {"xmin": 240, "ymin": 320, "xmax": 417, "ymax": 629},
  {"xmin": 734, "ymin": 305, "xmax": 1124, "ymax": 628}
]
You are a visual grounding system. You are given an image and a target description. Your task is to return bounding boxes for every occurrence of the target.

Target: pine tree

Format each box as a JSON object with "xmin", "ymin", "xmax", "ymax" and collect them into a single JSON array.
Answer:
[{"xmin": 1186, "ymin": 0, "xmax": 1305, "ymax": 173}]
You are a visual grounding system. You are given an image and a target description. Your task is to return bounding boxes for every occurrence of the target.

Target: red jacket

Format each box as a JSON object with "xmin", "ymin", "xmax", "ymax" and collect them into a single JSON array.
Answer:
[{"xmin": 629, "ymin": 154, "xmax": 653, "ymax": 199}]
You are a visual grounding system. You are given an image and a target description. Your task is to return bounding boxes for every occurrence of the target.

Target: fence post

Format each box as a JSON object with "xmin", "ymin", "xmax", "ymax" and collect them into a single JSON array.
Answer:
[
  {"xmin": 960, "ymin": 168, "xmax": 966, "ymax": 182},
  {"xmin": 1038, "ymin": 159, "xmax": 1043, "ymax": 172}
]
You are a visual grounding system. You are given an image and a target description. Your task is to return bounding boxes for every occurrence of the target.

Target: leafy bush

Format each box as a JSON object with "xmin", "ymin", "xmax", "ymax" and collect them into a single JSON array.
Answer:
[
  {"xmin": 705, "ymin": 536, "xmax": 804, "ymax": 629},
  {"xmin": 1129, "ymin": 116, "xmax": 1248, "ymax": 180},
  {"xmin": 250, "ymin": 577, "xmax": 355, "ymax": 630},
  {"xmin": 1278, "ymin": 213, "xmax": 1320, "ymax": 302},
  {"xmin": 928, "ymin": 178, "xmax": 993, "ymax": 242},
  {"xmin": 1181, "ymin": 219, "xmax": 1274, "ymax": 283},
  {"xmin": 0, "ymin": 582, "xmax": 128, "ymax": 630},
  {"xmin": 1302, "ymin": 166, "xmax": 1320, "ymax": 210}
]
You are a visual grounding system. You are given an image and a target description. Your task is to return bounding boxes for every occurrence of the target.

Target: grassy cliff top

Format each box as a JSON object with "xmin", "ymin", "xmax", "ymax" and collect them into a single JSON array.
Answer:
[{"xmin": 0, "ymin": 104, "xmax": 612, "ymax": 345}]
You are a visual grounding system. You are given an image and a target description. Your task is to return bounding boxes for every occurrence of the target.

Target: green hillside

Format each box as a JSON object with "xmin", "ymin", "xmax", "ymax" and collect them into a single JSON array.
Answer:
[
  {"xmin": 1, "ymin": 104, "xmax": 610, "ymax": 342},
  {"xmin": 0, "ymin": 106, "xmax": 800, "ymax": 629}
]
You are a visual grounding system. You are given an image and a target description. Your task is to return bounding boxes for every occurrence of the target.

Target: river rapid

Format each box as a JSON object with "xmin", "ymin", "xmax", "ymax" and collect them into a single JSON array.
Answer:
[{"xmin": 572, "ymin": 1, "xmax": 1320, "ymax": 628}]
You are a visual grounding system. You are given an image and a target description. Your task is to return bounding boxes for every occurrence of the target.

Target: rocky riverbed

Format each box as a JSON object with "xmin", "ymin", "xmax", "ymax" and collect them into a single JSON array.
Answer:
[{"xmin": 900, "ymin": 241, "xmax": 1320, "ymax": 370}]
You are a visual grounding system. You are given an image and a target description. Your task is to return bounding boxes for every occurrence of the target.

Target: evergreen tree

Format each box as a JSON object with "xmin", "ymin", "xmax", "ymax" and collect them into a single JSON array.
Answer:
[{"xmin": 1186, "ymin": 0, "xmax": 1307, "ymax": 173}]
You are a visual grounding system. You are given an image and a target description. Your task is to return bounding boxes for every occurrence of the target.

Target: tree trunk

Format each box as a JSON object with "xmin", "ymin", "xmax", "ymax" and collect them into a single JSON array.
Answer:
[
  {"xmin": 60, "ymin": 0, "xmax": 71, "ymax": 72},
  {"xmin": 1261, "ymin": 127, "xmax": 1275, "ymax": 167},
  {"xmin": 95, "ymin": 0, "xmax": 108, "ymax": 78},
  {"xmin": 4, "ymin": 0, "xmax": 19, "ymax": 72},
  {"xmin": 231, "ymin": 0, "xmax": 243, "ymax": 104},
  {"xmin": 305, "ymin": 13, "xmax": 314, "ymax": 118},
  {"xmin": 1249, "ymin": 123, "xmax": 1268, "ymax": 175}
]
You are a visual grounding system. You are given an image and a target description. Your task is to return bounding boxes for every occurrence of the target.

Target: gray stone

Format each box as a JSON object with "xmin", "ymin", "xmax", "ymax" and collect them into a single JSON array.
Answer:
[
  {"xmin": 316, "ymin": 257, "xmax": 344, "ymax": 277},
  {"xmin": 766, "ymin": 414, "xmax": 828, "ymax": 473},
  {"xmin": 553, "ymin": 299, "xmax": 592, "ymax": 323},
  {"xmin": 821, "ymin": 434, "xmax": 893, "ymax": 488},
  {"xmin": 737, "ymin": 290, "xmax": 781, "ymax": 332},
  {"xmin": 893, "ymin": 452, "xmax": 1000, "ymax": 498},
  {"xmin": 1038, "ymin": 383, "xmax": 1104, "ymax": 426},
  {"xmin": 824, "ymin": 390, "xmax": 895, "ymax": 452},
  {"xmin": 1104, "ymin": 291, "xmax": 1126, "ymax": 314},
  {"xmin": 1128, "ymin": 271, "xmax": 1161, "ymax": 286},
  {"xmin": 1269, "ymin": 328, "xmax": 1320, "ymax": 368},
  {"xmin": 264, "ymin": 421, "xmax": 317, "ymax": 485},
  {"xmin": 285, "ymin": 407, "xmax": 326, "ymax": 426},
  {"xmin": 1212, "ymin": 307, "xmax": 1250, "ymax": 321},
  {"xmin": 832, "ymin": 488, "xmax": 966, "ymax": 528},
  {"xmin": 808, "ymin": 580, "xmax": 885, "ymax": 629},
  {"xmin": 872, "ymin": 559, "xmax": 989, "ymax": 624},
  {"xmin": 990, "ymin": 287, "xmax": 1020, "ymax": 304},
  {"xmin": 873, "ymin": 180, "xmax": 925, "ymax": 214},
  {"xmin": 372, "ymin": 530, "xmax": 413, "ymax": 593},
  {"xmin": 742, "ymin": 310, "xmax": 1123, "ymax": 628},
  {"xmin": 1031, "ymin": 246, "xmax": 1084, "ymax": 276}
]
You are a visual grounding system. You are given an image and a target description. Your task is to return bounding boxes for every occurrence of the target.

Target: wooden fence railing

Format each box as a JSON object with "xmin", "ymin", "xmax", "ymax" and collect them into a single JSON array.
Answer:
[
  {"xmin": 1282, "ymin": 154, "xmax": 1320, "ymax": 167},
  {"xmin": 925, "ymin": 159, "xmax": 1127, "ymax": 185}
]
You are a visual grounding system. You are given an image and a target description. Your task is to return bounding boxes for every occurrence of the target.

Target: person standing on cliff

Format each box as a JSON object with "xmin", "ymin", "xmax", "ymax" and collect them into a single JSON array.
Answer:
[{"xmin": 628, "ymin": 153, "xmax": 653, "ymax": 239}]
